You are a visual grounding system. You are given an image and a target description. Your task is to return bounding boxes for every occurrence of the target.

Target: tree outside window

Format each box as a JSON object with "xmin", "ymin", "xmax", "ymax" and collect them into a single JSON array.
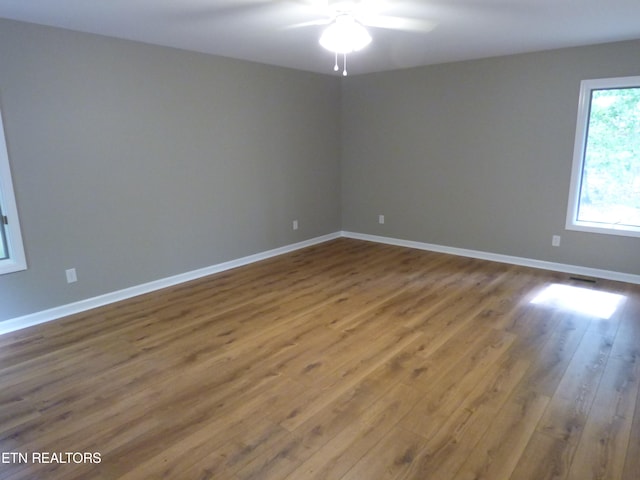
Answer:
[{"xmin": 567, "ymin": 76, "xmax": 640, "ymax": 237}]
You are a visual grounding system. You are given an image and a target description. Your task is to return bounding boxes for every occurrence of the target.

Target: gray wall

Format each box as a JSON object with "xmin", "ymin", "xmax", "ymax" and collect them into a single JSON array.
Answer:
[
  {"xmin": 0, "ymin": 19, "xmax": 341, "ymax": 322},
  {"xmin": 341, "ymin": 40, "xmax": 640, "ymax": 275}
]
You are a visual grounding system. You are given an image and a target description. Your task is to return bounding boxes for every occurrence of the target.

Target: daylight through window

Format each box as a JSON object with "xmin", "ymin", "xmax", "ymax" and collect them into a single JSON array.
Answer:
[
  {"xmin": 0, "ymin": 207, "xmax": 8, "ymax": 260},
  {"xmin": 567, "ymin": 76, "xmax": 640, "ymax": 237},
  {"xmin": 0, "ymin": 107, "xmax": 27, "ymax": 275}
]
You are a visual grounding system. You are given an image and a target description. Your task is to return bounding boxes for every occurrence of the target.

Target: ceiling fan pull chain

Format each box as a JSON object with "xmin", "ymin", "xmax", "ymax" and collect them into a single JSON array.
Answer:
[
  {"xmin": 334, "ymin": 51, "xmax": 339, "ymax": 72},
  {"xmin": 343, "ymin": 53, "xmax": 348, "ymax": 76}
]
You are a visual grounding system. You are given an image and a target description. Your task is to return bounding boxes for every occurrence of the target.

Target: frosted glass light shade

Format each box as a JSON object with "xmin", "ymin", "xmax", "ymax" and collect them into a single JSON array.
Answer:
[{"xmin": 319, "ymin": 15, "xmax": 372, "ymax": 54}]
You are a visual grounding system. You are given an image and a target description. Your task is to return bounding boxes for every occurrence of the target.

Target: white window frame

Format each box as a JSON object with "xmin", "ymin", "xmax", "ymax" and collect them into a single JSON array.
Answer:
[
  {"xmin": 0, "ymin": 107, "xmax": 27, "ymax": 274},
  {"xmin": 566, "ymin": 75, "xmax": 640, "ymax": 238}
]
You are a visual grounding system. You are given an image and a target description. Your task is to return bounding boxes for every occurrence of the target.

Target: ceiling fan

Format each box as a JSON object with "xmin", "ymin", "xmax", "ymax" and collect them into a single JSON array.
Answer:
[
  {"xmin": 171, "ymin": 0, "xmax": 438, "ymax": 75},
  {"xmin": 286, "ymin": 0, "xmax": 437, "ymax": 75}
]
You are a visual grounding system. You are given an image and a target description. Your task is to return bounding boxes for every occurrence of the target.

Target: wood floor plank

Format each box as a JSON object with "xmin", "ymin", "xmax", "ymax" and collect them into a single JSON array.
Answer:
[
  {"xmin": 400, "ymin": 328, "xmax": 517, "ymax": 438},
  {"xmin": 401, "ymin": 352, "xmax": 532, "ymax": 479},
  {"xmin": 278, "ymin": 329, "xmax": 424, "ymax": 431},
  {"xmin": 536, "ymin": 316, "xmax": 619, "ymax": 442},
  {"xmin": 338, "ymin": 426, "xmax": 428, "ymax": 480},
  {"xmin": 0, "ymin": 238, "xmax": 638, "ymax": 480},
  {"xmin": 566, "ymin": 355, "xmax": 640, "ymax": 480},
  {"xmin": 508, "ymin": 430, "xmax": 574, "ymax": 480},
  {"xmin": 620, "ymin": 292, "xmax": 640, "ymax": 480},
  {"xmin": 119, "ymin": 417, "xmax": 290, "ymax": 480},
  {"xmin": 518, "ymin": 311, "xmax": 591, "ymax": 397},
  {"xmin": 623, "ymin": 378, "xmax": 640, "ymax": 480},
  {"xmin": 285, "ymin": 382, "xmax": 423, "ymax": 480},
  {"xmin": 451, "ymin": 389, "xmax": 550, "ymax": 480}
]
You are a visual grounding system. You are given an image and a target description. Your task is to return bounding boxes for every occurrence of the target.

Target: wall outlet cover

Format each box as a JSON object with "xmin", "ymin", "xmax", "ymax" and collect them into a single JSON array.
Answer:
[{"xmin": 65, "ymin": 268, "xmax": 78, "ymax": 283}]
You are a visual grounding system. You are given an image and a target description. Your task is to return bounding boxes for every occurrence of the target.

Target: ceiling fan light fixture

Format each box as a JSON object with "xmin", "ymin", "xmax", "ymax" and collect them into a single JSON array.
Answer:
[{"xmin": 319, "ymin": 14, "xmax": 371, "ymax": 54}]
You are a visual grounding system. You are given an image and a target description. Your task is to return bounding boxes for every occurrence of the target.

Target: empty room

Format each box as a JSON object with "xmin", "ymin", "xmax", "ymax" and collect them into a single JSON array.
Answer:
[{"xmin": 0, "ymin": 1, "xmax": 639, "ymax": 479}]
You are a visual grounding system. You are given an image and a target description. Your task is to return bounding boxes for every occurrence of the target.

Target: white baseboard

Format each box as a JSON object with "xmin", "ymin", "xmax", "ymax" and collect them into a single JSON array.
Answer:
[
  {"xmin": 0, "ymin": 232, "xmax": 341, "ymax": 336},
  {"xmin": 3, "ymin": 230, "xmax": 638, "ymax": 336},
  {"xmin": 341, "ymin": 231, "xmax": 640, "ymax": 285}
]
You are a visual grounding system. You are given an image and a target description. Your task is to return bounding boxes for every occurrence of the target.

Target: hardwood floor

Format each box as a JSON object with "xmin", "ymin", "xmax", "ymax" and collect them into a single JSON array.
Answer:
[{"xmin": 0, "ymin": 238, "xmax": 638, "ymax": 479}]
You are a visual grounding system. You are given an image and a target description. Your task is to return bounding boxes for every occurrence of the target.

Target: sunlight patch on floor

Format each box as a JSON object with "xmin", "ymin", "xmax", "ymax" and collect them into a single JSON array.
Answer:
[{"xmin": 531, "ymin": 283, "xmax": 625, "ymax": 320}]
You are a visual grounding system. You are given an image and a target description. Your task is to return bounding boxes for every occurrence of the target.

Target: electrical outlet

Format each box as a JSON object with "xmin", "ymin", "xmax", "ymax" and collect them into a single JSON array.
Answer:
[
  {"xmin": 552, "ymin": 235, "xmax": 561, "ymax": 247},
  {"xmin": 378, "ymin": 215, "xmax": 385, "ymax": 224},
  {"xmin": 292, "ymin": 220, "xmax": 298, "ymax": 231},
  {"xmin": 65, "ymin": 268, "xmax": 78, "ymax": 283}
]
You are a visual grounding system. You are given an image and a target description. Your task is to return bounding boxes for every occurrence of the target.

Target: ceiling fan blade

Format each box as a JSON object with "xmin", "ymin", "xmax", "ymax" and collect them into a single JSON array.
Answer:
[
  {"xmin": 360, "ymin": 15, "xmax": 437, "ymax": 33},
  {"xmin": 168, "ymin": 0, "xmax": 314, "ymax": 21},
  {"xmin": 168, "ymin": 2, "xmax": 273, "ymax": 21},
  {"xmin": 282, "ymin": 18, "xmax": 332, "ymax": 30}
]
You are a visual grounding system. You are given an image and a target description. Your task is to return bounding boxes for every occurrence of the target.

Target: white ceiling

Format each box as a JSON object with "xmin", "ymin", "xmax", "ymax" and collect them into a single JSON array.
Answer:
[{"xmin": 0, "ymin": 0, "xmax": 639, "ymax": 76}]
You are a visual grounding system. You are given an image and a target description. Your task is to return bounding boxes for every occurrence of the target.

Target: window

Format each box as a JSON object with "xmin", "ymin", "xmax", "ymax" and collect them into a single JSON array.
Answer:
[
  {"xmin": 566, "ymin": 76, "xmax": 640, "ymax": 237},
  {"xmin": 0, "ymin": 107, "xmax": 26, "ymax": 274}
]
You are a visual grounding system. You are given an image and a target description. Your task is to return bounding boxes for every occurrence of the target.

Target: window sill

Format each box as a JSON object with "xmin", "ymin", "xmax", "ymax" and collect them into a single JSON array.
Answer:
[{"xmin": 566, "ymin": 221, "xmax": 640, "ymax": 239}]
